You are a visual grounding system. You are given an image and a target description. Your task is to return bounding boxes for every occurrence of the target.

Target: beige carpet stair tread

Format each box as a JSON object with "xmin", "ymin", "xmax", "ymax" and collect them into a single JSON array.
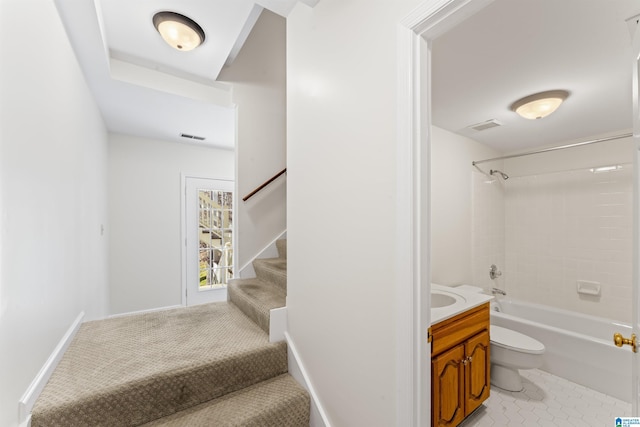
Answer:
[
  {"xmin": 31, "ymin": 303, "xmax": 288, "ymax": 427},
  {"xmin": 141, "ymin": 374, "xmax": 309, "ymax": 427},
  {"xmin": 228, "ymin": 278, "xmax": 286, "ymax": 333},
  {"xmin": 253, "ymin": 258, "xmax": 287, "ymax": 292}
]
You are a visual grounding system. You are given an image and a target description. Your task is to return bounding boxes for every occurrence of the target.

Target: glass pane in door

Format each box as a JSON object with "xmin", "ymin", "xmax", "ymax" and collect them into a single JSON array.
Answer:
[{"xmin": 198, "ymin": 189, "xmax": 233, "ymax": 289}]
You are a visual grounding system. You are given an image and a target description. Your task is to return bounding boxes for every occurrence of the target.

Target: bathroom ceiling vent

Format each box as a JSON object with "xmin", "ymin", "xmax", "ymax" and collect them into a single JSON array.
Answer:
[
  {"xmin": 467, "ymin": 119, "xmax": 502, "ymax": 132},
  {"xmin": 180, "ymin": 133, "xmax": 206, "ymax": 141}
]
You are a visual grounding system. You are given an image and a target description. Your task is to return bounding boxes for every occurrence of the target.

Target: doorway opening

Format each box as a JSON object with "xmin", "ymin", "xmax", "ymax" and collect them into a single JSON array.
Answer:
[{"xmin": 397, "ymin": 0, "xmax": 640, "ymax": 424}]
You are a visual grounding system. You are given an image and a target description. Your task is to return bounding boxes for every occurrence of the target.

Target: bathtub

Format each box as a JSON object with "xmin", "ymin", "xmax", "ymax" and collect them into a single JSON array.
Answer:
[{"xmin": 490, "ymin": 298, "xmax": 632, "ymax": 402}]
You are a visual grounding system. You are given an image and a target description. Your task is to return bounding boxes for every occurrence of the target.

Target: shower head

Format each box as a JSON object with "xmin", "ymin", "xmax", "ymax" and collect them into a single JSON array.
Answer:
[{"xmin": 490, "ymin": 169, "xmax": 509, "ymax": 180}]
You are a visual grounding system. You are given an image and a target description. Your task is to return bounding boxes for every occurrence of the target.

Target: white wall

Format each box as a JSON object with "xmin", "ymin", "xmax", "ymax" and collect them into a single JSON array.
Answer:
[
  {"xmin": 431, "ymin": 126, "xmax": 502, "ymax": 287},
  {"xmin": 0, "ymin": 1, "xmax": 109, "ymax": 425},
  {"xmin": 108, "ymin": 134, "xmax": 234, "ymax": 314},
  {"xmin": 286, "ymin": 1, "xmax": 422, "ymax": 425},
  {"xmin": 218, "ymin": 10, "xmax": 287, "ymax": 272}
]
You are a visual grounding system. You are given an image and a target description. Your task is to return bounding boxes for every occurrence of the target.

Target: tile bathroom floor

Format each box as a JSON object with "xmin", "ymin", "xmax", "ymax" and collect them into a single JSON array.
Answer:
[{"xmin": 460, "ymin": 369, "xmax": 631, "ymax": 426}]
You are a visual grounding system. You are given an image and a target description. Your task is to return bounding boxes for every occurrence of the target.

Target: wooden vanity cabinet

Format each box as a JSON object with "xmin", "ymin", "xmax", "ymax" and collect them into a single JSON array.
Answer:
[{"xmin": 431, "ymin": 303, "xmax": 490, "ymax": 427}]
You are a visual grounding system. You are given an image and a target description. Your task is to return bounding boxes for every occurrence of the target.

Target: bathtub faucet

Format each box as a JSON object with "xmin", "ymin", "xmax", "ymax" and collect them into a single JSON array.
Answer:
[
  {"xmin": 489, "ymin": 264, "xmax": 502, "ymax": 280},
  {"xmin": 491, "ymin": 288, "xmax": 506, "ymax": 296}
]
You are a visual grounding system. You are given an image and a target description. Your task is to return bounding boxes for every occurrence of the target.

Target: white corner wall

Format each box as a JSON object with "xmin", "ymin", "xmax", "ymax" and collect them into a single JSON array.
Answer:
[
  {"xmin": 286, "ymin": 1, "xmax": 422, "ymax": 425},
  {"xmin": 217, "ymin": 10, "xmax": 287, "ymax": 271},
  {"xmin": 0, "ymin": 1, "xmax": 109, "ymax": 425},
  {"xmin": 431, "ymin": 126, "xmax": 502, "ymax": 286},
  {"xmin": 108, "ymin": 134, "xmax": 234, "ymax": 315}
]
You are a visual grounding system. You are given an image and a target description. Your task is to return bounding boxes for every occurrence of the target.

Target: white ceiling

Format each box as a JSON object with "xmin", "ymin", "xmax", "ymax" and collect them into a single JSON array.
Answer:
[
  {"xmin": 53, "ymin": 0, "xmax": 305, "ymax": 149},
  {"xmin": 432, "ymin": 0, "xmax": 640, "ymax": 154},
  {"xmin": 53, "ymin": 0, "xmax": 640, "ymax": 154}
]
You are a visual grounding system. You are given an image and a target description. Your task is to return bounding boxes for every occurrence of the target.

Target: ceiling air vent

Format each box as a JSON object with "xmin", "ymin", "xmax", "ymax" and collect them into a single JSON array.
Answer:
[
  {"xmin": 626, "ymin": 13, "xmax": 640, "ymax": 39},
  {"xmin": 180, "ymin": 133, "xmax": 206, "ymax": 141},
  {"xmin": 467, "ymin": 119, "xmax": 502, "ymax": 132}
]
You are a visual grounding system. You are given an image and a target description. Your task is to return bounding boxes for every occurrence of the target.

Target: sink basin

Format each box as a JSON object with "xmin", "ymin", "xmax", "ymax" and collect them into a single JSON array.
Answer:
[
  {"xmin": 431, "ymin": 284, "xmax": 491, "ymax": 325},
  {"xmin": 431, "ymin": 291, "xmax": 458, "ymax": 308}
]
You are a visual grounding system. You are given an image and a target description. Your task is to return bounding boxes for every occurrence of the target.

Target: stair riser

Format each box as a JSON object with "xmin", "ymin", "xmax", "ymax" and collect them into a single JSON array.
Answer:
[
  {"xmin": 253, "ymin": 263, "xmax": 286, "ymax": 293},
  {"xmin": 237, "ymin": 396, "xmax": 309, "ymax": 427},
  {"xmin": 140, "ymin": 374, "xmax": 309, "ymax": 427},
  {"xmin": 228, "ymin": 284, "xmax": 271, "ymax": 333},
  {"xmin": 276, "ymin": 239, "xmax": 287, "ymax": 259},
  {"xmin": 143, "ymin": 395, "xmax": 309, "ymax": 427}
]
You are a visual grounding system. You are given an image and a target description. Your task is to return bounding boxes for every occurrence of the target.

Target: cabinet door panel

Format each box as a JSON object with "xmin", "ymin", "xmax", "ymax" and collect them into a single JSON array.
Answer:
[
  {"xmin": 465, "ymin": 330, "xmax": 490, "ymax": 415},
  {"xmin": 433, "ymin": 344, "xmax": 465, "ymax": 427}
]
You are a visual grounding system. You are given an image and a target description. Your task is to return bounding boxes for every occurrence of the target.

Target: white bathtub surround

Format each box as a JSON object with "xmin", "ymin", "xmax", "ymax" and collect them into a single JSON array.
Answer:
[
  {"xmin": 471, "ymin": 153, "xmax": 633, "ymax": 325},
  {"xmin": 471, "ymin": 171, "xmax": 506, "ymax": 290},
  {"xmin": 491, "ymin": 298, "xmax": 632, "ymax": 402},
  {"xmin": 460, "ymin": 369, "xmax": 631, "ymax": 426},
  {"xmin": 504, "ymin": 165, "xmax": 633, "ymax": 323}
]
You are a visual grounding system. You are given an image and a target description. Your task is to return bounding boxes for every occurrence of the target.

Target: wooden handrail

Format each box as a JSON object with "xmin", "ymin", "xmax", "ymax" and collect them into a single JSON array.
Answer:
[{"xmin": 242, "ymin": 168, "xmax": 287, "ymax": 202}]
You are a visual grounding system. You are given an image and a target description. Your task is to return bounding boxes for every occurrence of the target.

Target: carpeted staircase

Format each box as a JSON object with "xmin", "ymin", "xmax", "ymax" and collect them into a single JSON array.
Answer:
[
  {"xmin": 227, "ymin": 239, "xmax": 287, "ymax": 334},
  {"xmin": 31, "ymin": 239, "xmax": 309, "ymax": 426}
]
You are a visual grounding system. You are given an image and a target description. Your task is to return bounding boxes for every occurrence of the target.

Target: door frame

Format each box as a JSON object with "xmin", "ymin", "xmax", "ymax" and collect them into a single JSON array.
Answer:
[
  {"xmin": 181, "ymin": 173, "xmax": 236, "ymax": 306},
  {"xmin": 396, "ymin": 1, "xmax": 495, "ymax": 425},
  {"xmin": 632, "ymin": 18, "xmax": 640, "ymax": 414}
]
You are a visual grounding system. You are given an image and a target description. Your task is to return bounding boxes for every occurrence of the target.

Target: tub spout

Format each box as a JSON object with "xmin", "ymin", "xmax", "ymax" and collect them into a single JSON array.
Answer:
[{"xmin": 492, "ymin": 287, "xmax": 506, "ymax": 296}]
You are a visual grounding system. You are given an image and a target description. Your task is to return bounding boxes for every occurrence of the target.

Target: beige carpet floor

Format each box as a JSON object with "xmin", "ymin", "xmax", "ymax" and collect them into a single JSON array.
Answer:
[{"xmin": 31, "ymin": 302, "xmax": 289, "ymax": 426}]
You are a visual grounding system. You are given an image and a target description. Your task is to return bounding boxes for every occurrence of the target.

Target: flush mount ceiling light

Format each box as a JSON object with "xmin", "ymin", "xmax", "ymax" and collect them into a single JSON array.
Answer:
[
  {"xmin": 589, "ymin": 165, "xmax": 621, "ymax": 173},
  {"xmin": 153, "ymin": 11, "xmax": 205, "ymax": 51},
  {"xmin": 510, "ymin": 90, "xmax": 569, "ymax": 120}
]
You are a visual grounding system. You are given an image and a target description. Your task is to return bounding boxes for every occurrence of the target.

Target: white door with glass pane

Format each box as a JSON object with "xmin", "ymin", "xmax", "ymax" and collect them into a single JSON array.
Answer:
[{"xmin": 184, "ymin": 177, "xmax": 234, "ymax": 306}]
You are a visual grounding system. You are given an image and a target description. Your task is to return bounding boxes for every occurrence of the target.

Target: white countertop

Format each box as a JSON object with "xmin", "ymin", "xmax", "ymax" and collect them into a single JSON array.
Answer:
[{"xmin": 430, "ymin": 284, "xmax": 494, "ymax": 325}]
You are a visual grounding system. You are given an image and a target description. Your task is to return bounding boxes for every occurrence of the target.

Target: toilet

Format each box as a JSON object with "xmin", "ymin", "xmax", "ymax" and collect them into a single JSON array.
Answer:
[{"xmin": 490, "ymin": 325, "xmax": 545, "ymax": 391}]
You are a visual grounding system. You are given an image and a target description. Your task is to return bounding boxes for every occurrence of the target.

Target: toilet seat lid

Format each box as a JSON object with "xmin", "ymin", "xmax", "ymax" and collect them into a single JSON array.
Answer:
[{"xmin": 490, "ymin": 325, "xmax": 545, "ymax": 354}]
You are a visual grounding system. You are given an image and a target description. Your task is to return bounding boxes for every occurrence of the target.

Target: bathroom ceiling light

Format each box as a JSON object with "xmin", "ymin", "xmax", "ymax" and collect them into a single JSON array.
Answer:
[
  {"xmin": 153, "ymin": 11, "xmax": 205, "ymax": 51},
  {"xmin": 589, "ymin": 165, "xmax": 621, "ymax": 173},
  {"xmin": 510, "ymin": 90, "xmax": 569, "ymax": 120}
]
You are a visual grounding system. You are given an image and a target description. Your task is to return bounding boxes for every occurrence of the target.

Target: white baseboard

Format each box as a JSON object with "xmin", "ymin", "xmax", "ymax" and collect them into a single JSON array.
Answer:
[
  {"xmin": 107, "ymin": 304, "xmax": 184, "ymax": 319},
  {"xmin": 19, "ymin": 311, "xmax": 85, "ymax": 425},
  {"xmin": 285, "ymin": 332, "xmax": 331, "ymax": 427}
]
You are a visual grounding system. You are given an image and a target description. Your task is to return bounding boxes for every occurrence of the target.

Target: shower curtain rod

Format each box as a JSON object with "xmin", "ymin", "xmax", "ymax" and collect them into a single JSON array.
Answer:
[{"xmin": 471, "ymin": 132, "xmax": 633, "ymax": 166}]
